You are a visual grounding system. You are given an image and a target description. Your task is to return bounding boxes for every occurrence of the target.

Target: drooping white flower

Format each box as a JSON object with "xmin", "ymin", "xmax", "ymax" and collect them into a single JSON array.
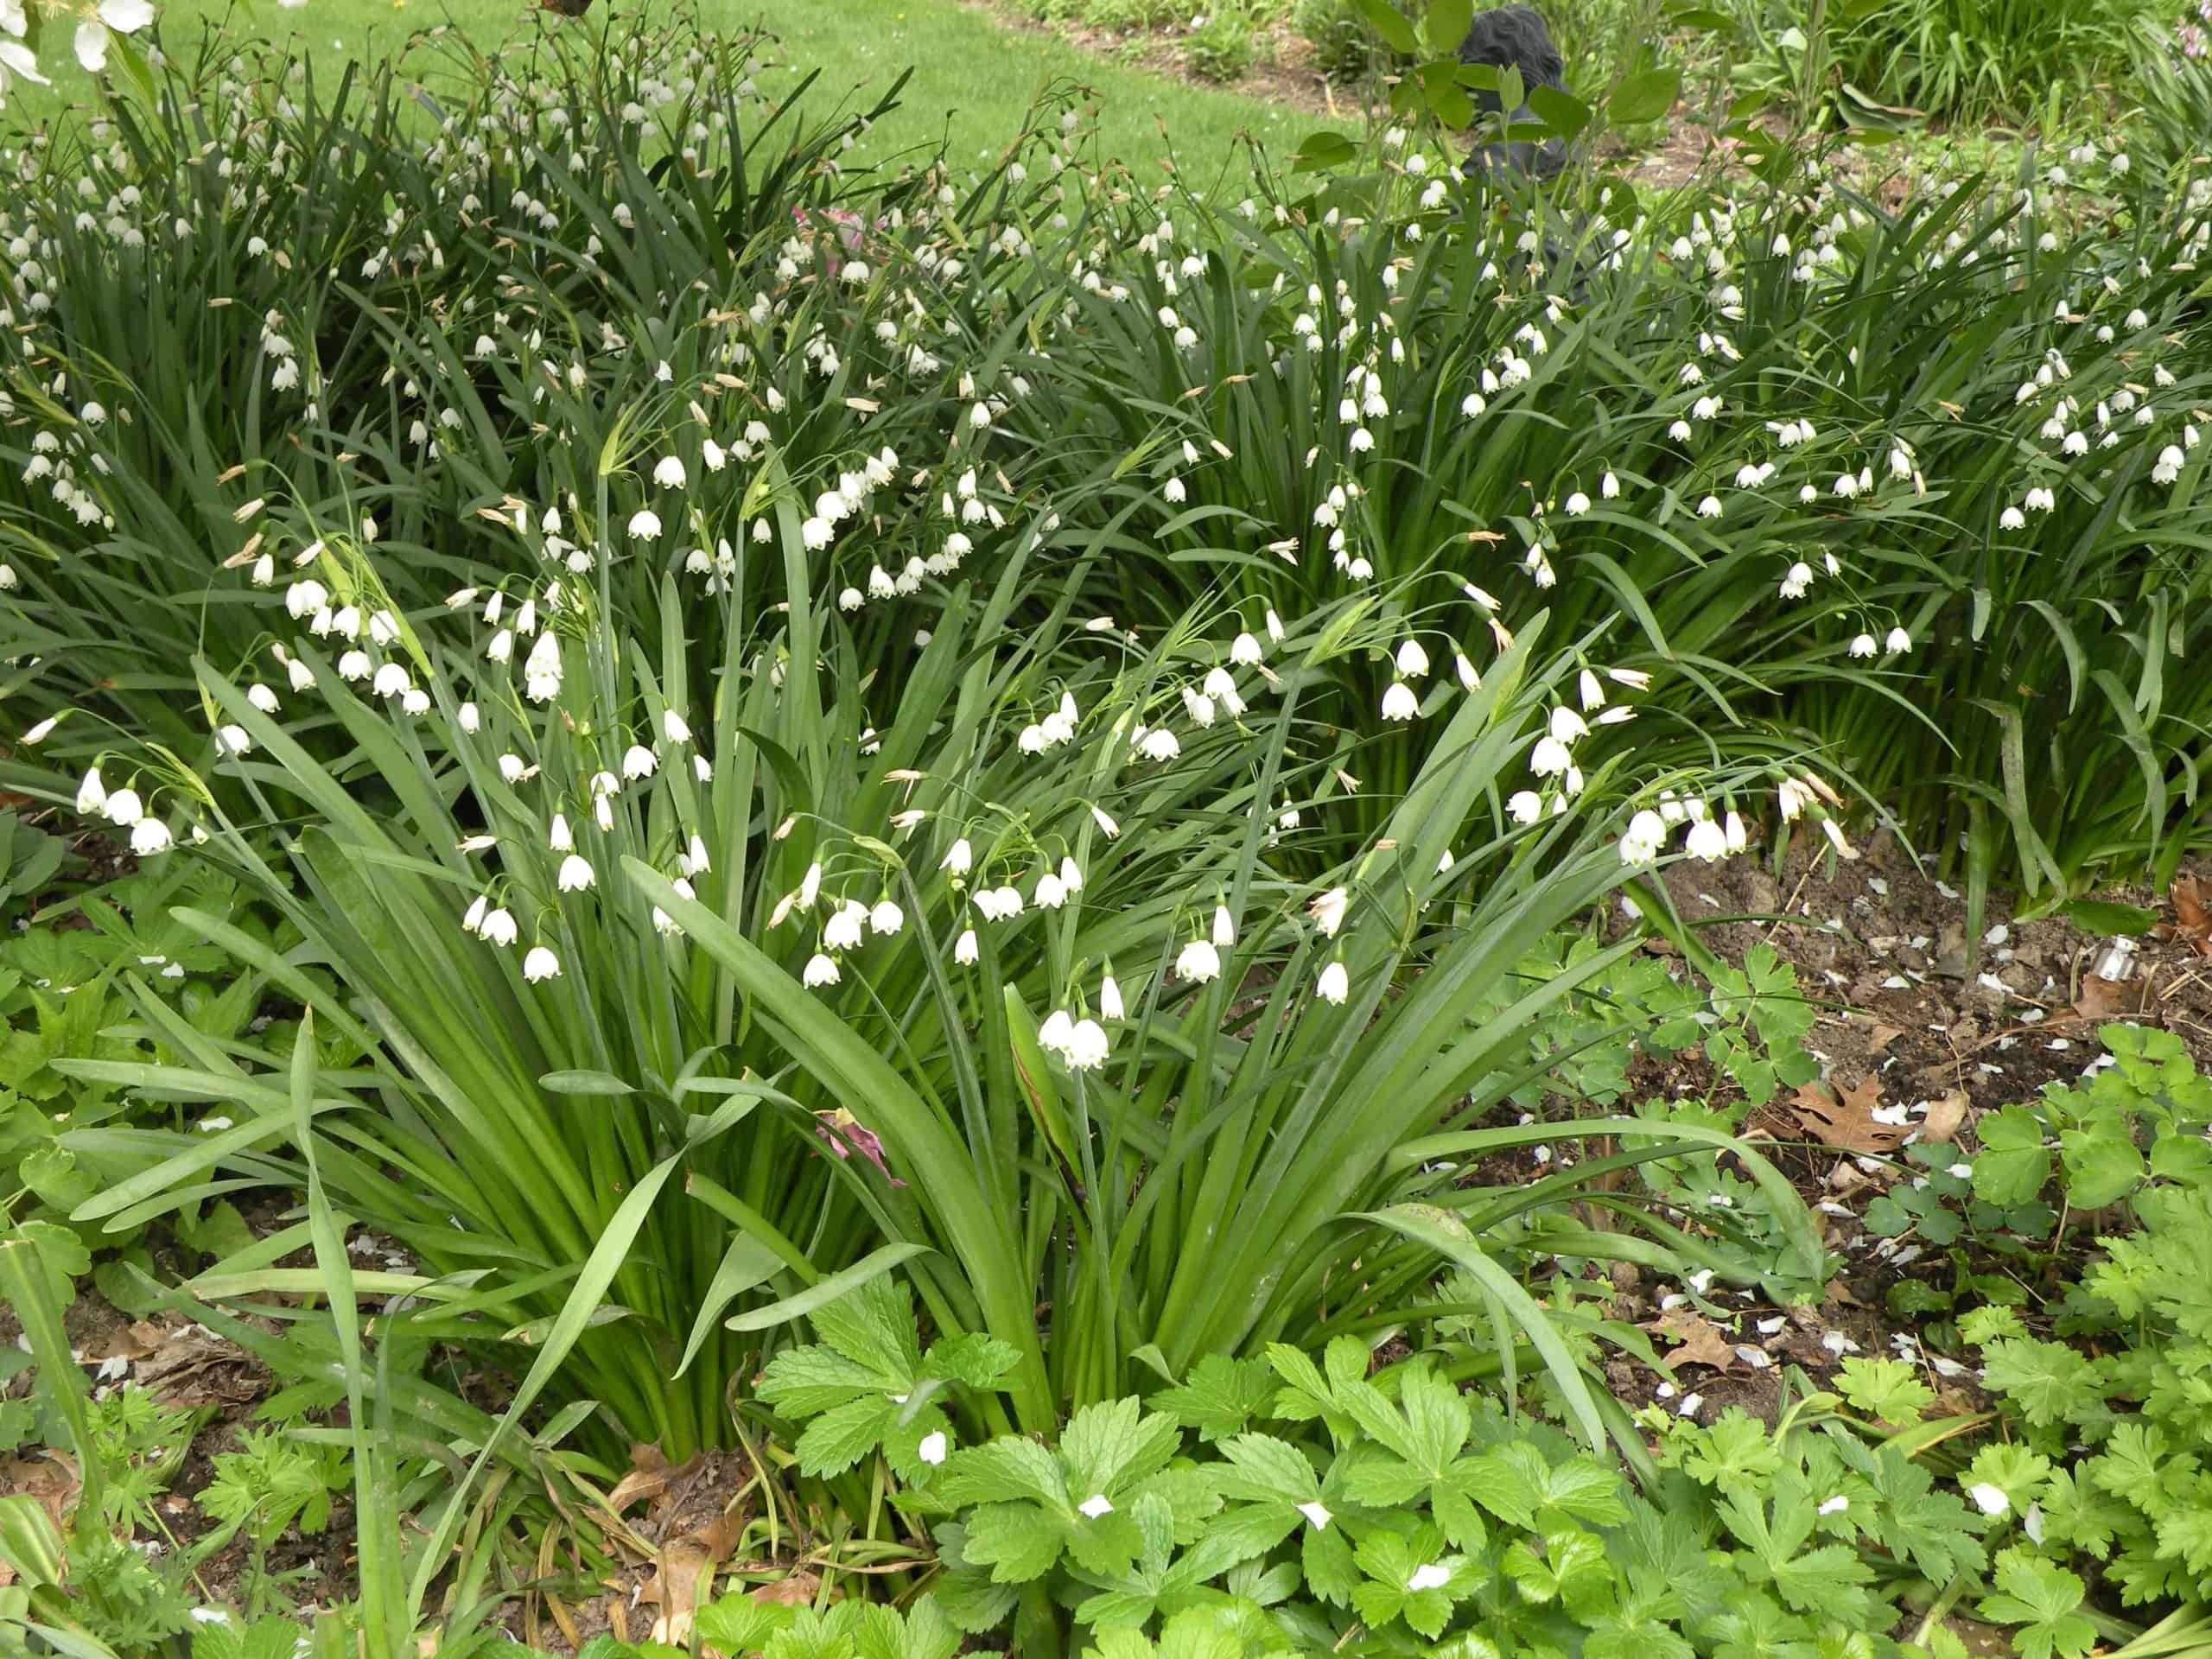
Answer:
[
  {"xmin": 1065, "ymin": 1018, "xmax": 1109, "ymax": 1071},
  {"xmin": 1395, "ymin": 639, "xmax": 1429, "ymax": 677},
  {"xmin": 803, "ymin": 952, "xmax": 842, "ymax": 988},
  {"xmin": 100, "ymin": 785, "xmax": 143, "ymax": 826},
  {"xmin": 954, "ymin": 928, "xmax": 980, "ymax": 965},
  {"xmin": 653, "ymin": 455, "xmax": 687, "ymax": 490},
  {"xmin": 557, "ymin": 855, "xmax": 596, "ymax": 893},
  {"xmin": 627, "ymin": 509, "xmax": 663, "ymax": 539},
  {"xmin": 622, "ymin": 744, "xmax": 658, "ymax": 780},
  {"xmin": 942, "ymin": 838, "xmax": 973, "ymax": 875},
  {"xmin": 662, "ymin": 709, "xmax": 692, "ymax": 745},
  {"xmin": 480, "ymin": 908, "xmax": 518, "ymax": 947},
  {"xmin": 1100, "ymin": 974, "xmax": 1125, "ymax": 1021},
  {"xmin": 130, "ymin": 817, "xmax": 174, "ymax": 855},
  {"xmin": 1619, "ymin": 809, "xmax": 1668, "ymax": 865},
  {"xmin": 1176, "ymin": 939, "xmax": 1222, "ymax": 983},
  {"xmin": 1529, "ymin": 736, "xmax": 1572, "ymax": 776},
  {"xmin": 869, "ymin": 899, "xmax": 905, "ymax": 936},
  {"xmin": 824, "ymin": 900, "xmax": 868, "ymax": 951},
  {"xmin": 683, "ymin": 834, "xmax": 712, "ymax": 876},
  {"xmin": 1316, "ymin": 961, "xmax": 1349, "ymax": 1005},
  {"xmin": 1309, "ymin": 887, "xmax": 1348, "ymax": 937},
  {"xmin": 523, "ymin": 946, "xmax": 562, "ymax": 982},
  {"xmin": 76, "ymin": 766, "xmax": 107, "ymax": 815},
  {"xmin": 1685, "ymin": 817, "xmax": 1729, "ymax": 862},
  {"xmin": 1381, "ymin": 682, "xmax": 1420, "ymax": 721}
]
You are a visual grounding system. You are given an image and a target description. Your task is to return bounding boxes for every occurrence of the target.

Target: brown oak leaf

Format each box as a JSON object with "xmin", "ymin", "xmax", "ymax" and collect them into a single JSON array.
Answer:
[
  {"xmin": 2153, "ymin": 875, "xmax": 2212, "ymax": 957},
  {"xmin": 1789, "ymin": 1076, "xmax": 1907, "ymax": 1154},
  {"xmin": 1645, "ymin": 1310, "xmax": 1737, "ymax": 1374}
]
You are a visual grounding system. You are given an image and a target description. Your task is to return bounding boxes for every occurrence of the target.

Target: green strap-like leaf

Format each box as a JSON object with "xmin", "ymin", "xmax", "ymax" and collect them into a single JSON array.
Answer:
[
  {"xmin": 726, "ymin": 1243, "xmax": 934, "ymax": 1332},
  {"xmin": 1355, "ymin": 1205, "xmax": 1607, "ymax": 1455}
]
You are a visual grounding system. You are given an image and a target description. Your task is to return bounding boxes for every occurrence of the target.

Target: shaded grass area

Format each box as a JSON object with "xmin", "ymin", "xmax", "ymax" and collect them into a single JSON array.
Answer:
[{"xmin": 0, "ymin": 0, "xmax": 1329, "ymax": 175}]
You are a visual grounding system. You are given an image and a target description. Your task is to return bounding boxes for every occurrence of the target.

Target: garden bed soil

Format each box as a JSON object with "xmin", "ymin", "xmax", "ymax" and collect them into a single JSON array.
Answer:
[
  {"xmin": 1572, "ymin": 836, "xmax": 2212, "ymax": 1433},
  {"xmin": 1654, "ymin": 834, "xmax": 2212, "ymax": 1116}
]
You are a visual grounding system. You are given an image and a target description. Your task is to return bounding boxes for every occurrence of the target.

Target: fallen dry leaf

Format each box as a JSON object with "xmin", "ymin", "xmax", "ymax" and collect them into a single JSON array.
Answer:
[
  {"xmin": 1825, "ymin": 1158, "xmax": 1878, "ymax": 1197},
  {"xmin": 133, "ymin": 1328, "xmax": 264, "ymax": 1408},
  {"xmin": 1789, "ymin": 1076, "xmax": 1909, "ymax": 1154},
  {"xmin": 1645, "ymin": 1310, "xmax": 1737, "ymax": 1374},
  {"xmin": 0, "ymin": 1450, "xmax": 82, "ymax": 1529},
  {"xmin": 1866, "ymin": 1021, "xmax": 1904, "ymax": 1052},
  {"xmin": 2075, "ymin": 972, "xmax": 2152, "ymax": 1020},
  {"xmin": 644, "ymin": 1540, "xmax": 715, "ymax": 1646},
  {"xmin": 2154, "ymin": 875, "xmax": 2212, "ymax": 957},
  {"xmin": 605, "ymin": 1443, "xmax": 702, "ymax": 1519},
  {"xmin": 1919, "ymin": 1090, "xmax": 1969, "ymax": 1147},
  {"xmin": 752, "ymin": 1570, "xmax": 822, "ymax": 1608},
  {"xmin": 88, "ymin": 1320, "xmax": 173, "ymax": 1364}
]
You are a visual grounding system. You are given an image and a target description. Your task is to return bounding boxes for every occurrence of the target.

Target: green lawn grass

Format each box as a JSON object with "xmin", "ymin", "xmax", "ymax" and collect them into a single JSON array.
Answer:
[{"xmin": 2, "ymin": 0, "xmax": 1332, "ymax": 177}]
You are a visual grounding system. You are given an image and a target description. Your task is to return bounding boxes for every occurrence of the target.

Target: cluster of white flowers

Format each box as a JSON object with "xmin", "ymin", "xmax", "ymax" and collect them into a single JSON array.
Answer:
[
  {"xmin": 1617, "ymin": 791, "xmax": 1748, "ymax": 868},
  {"xmin": 17, "ymin": 27, "xmax": 2207, "ymax": 1181}
]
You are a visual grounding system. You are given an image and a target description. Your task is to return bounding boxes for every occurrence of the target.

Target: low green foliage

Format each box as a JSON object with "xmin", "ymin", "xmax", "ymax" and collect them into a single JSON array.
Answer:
[
  {"xmin": 1966, "ymin": 1185, "xmax": 2212, "ymax": 1610},
  {"xmin": 1970, "ymin": 1024, "xmax": 2212, "ymax": 1214},
  {"xmin": 199, "ymin": 1427, "xmax": 350, "ymax": 1551}
]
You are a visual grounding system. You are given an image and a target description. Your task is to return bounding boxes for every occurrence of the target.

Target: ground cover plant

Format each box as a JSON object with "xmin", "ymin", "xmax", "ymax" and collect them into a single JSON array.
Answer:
[{"xmin": 8, "ymin": 3, "xmax": 2212, "ymax": 1658}]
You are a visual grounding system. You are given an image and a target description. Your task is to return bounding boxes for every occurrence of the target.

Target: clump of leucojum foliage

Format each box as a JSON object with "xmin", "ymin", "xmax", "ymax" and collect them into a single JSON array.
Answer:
[
  {"xmin": 10, "ymin": 8, "xmax": 2212, "ymax": 898},
  {"xmin": 971, "ymin": 121, "xmax": 2212, "ymax": 893}
]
